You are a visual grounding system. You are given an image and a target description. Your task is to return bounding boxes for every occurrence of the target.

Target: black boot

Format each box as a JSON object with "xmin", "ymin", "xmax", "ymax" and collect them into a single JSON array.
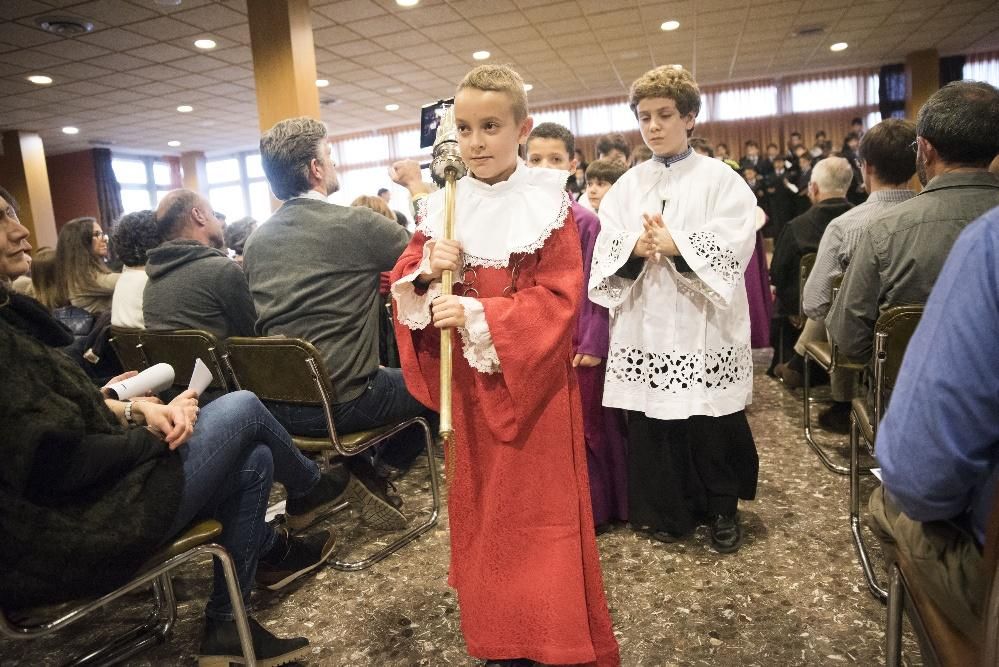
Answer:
[
  {"xmin": 710, "ymin": 513, "xmax": 743, "ymax": 554},
  {"xmin": 198, "ymin": 615, "xmax": 309, "ymax": 667}
]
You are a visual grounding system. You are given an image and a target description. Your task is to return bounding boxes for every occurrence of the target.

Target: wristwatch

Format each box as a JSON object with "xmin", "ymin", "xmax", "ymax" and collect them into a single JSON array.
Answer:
[{"xmin": 124, "ymin": 400, "xmax": 136, "ymax": 426}]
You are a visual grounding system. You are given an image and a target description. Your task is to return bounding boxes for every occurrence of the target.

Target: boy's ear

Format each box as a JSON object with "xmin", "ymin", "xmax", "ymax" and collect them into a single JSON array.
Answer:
[
  {"xmin": 517, "ymin": 115, "xmax": 535, "ymax": 144},
  {"xmin": 568, "ymin": 157, "xmax": 579, "ymax": 173}
]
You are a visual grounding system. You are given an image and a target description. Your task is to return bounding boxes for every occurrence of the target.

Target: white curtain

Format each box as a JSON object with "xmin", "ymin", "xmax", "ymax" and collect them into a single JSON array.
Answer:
[{"xmin": 964, "ymin": 51, "xmax": 999, "ymax": 87}]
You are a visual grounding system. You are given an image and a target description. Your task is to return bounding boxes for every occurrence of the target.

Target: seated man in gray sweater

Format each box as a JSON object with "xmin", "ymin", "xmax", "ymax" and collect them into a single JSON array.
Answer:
[
  {"xmin": 245, "ymin": 117, "xmax": 435, "ymax": 477},
  {"xmin": 144, "ymin": 188, "xmax": 257, "ymax": 339}
]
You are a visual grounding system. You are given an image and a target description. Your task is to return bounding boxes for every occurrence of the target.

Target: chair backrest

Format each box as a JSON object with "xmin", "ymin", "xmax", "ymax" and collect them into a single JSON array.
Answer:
[
  {"xmin": 799, "ymin": 253, "xmax": 817, "ymax": 320},
  {"xmin": 139, "ymin": 329, "xmax": 230, "ymax": 392},
  {"xmin": 108, "ymin": 326, "xmax": 148, "ymax": 372},
  {"xmin": 224, "ymin": 336, "xmax": 354, "ymax": 453},
  {"xmin": 872, "ymin": 305, "xmax": 924, "ymax": 427}
]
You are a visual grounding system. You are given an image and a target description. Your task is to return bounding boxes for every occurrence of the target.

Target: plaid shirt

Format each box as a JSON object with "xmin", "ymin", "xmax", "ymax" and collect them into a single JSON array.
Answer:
[{"xmin": 801, "ymin": 188, "xmax": 915, "ymax": 320}]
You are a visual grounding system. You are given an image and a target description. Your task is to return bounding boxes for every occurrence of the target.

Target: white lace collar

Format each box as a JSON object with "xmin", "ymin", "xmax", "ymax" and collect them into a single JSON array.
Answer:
[{"xmin": 417, "ymin": 161, "xmax": 571, "ymax": 268}]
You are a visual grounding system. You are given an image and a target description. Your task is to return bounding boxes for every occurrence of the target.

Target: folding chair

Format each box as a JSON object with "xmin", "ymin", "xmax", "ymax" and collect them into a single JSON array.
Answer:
[
  {"xmin": 801, "ymin": 274, "xmax": 865, "ymax": 474},
  {"xmin": 108, "ymin": 326, "xmax": 148, "ymax": 372},
  {"xmin": 886, "ymin": 472, "xmax": 999, "ymax": 666},
  {"xmin": 223, "ymin": 336, "xmax": 441, "ymax": 571},
  {"xmin": 850, "ymin": 305, "xmax": 924, "ymax": 602},
  {"xmin": 0, "ymin": 520, "xmax": 255, "ymax": 666},
  {"xmin": 139, "ymin": 329, "xmax": 232, "ymax": 397}
]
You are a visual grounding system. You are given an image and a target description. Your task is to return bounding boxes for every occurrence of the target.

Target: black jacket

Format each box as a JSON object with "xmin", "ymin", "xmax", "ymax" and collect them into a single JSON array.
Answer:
[
  {"xmin": 0, "ymin": 291, "xmax": 183, "ymax": 609},
  {"xmin": 770, "ymin": 198, "xmax": 853, "ymax": 316}
]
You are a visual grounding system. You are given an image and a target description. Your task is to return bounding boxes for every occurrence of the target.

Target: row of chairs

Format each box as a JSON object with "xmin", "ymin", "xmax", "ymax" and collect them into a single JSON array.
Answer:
[
  {"xmin": 791, "ymin": 254, "xmax": 999, "ymax": 664},
  {"xmin": 2, "ymin": 328, "xmax": 442, "ymax": 666},
  {"xmin": 108, "ymin": 326, "xmax": 442, "ymax": 571}
]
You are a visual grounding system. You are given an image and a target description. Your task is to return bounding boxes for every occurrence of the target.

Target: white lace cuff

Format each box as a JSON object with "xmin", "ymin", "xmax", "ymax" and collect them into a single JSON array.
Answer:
[
  {"xmin": 588, "ymin": 229, "xmax": 645, "ymax": 308},
  {"xmin": 457, "ymin": 297, "xmax": 501, "ymax": 374},
  {"xmin": 391, "ymin": 242, "xmax": 441, "ymax": 330}
]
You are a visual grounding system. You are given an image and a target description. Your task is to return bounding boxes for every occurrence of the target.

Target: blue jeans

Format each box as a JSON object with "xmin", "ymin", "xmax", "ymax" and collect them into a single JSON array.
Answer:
[
  {"xmin": 267, "ymin": 367, "xmax": 437, "ymax": 466},
  {"xmin": 164, "ymin": 391, "xmax": 321, "ymax": 620}
]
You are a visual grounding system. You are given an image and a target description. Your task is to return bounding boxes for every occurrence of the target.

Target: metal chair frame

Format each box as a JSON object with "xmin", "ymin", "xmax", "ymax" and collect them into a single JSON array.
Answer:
[
  {"xmin": 1, "ymin": 532, "xmax": 255, "ymax": 666},
  {"xmin": 851, "ymin": 306, "xmax": 924, "ymax": 603},
  {"xmin": 222, "ymin": 337, "xmax": 441, "ymax": 572},
  {"xmin": 108, "ymin": 326, "xmax": 149, "ymax": 373}
]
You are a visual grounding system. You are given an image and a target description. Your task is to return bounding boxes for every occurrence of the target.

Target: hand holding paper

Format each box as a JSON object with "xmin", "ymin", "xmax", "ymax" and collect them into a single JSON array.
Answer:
[{"xmin": 188, "ymin": 358, "xmax": 213, "ymax": 396}]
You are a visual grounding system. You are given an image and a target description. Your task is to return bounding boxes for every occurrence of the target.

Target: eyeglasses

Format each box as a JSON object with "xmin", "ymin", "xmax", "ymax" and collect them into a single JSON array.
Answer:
[{"xmin": 909, "ymin": 140, "xmax": 919, "ymax": 154}]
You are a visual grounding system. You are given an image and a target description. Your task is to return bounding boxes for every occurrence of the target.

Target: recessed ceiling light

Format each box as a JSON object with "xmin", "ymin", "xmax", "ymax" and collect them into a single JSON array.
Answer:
[
  {"xmin": 62, "ymin": 126, "xmax": 79, "ymax": 135},
  {"xmin": 385, "ymin": 103, "xmax": 400, "ymax": 111},
  {"xmin": 167, "ymin": 140, "xmax": 181, "ymax": 147},
  {"xmin": 316, "ymin": 79, "xmax": 330, "ymax": 87},
  {"xmin": 396, "ymin": 0, "xmax": 419, "ymax": 5},
  {"xmin": 661, "ymin": 20, "xmax": 680, "ymax": 31},
  {"xmin": 27, "ymin": 74, "xmax": 53, "ymax": 85},
  {"xmin": 194, "ymin": 38, "xmax": 217, "ymax": 49},
  {"xmin": 524, "ymin": 83, "xmax": 533, "ymax": 92},
  {"xmin": 177, "ymin": 105, "xmax": 193, "ymax": 113},
  {"xmin": 472, "ymin": 50, "xmax": 490, "ymax": 60},
  {"xmin": 830, "ymin": 42, "xmax": 848, "ymax": 51}
]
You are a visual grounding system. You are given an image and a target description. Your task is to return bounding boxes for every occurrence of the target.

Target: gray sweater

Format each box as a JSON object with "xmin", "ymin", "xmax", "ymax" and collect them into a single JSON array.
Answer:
[
  {"xmin": 143, "ymin": 239, "xmax": 257, "ymax": 338},
  {"xmin": 243, "ymin": 199, "xmax": 409, "ymax": 403}
]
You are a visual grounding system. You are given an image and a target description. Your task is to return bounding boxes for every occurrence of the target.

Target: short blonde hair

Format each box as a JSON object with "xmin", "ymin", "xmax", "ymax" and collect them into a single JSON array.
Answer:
[
  {"xmin": 351, "ymin": 195, "xmax": 395, "ymax": 221},
  {"xmin": 629, "ymin": 66, "xmax": 701, "ymax": 118},
  {"xmin": 457, "ymin": 64, "xmax": 529, "ymax": 122}
]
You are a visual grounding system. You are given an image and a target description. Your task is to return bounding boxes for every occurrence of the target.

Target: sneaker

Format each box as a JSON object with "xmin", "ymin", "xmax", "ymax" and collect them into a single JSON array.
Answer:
[
  {"xmin": 286, "ymin": 467, "xmax": 351, "ymax": 532},
  {"xmin": 344, "ymin": 458, "xmax": 408, "ymax": 530},
  {"xmin": 818, "ymin": 401, "xmax": 852, "ymax": 434},
  {"xmin": 255, "ymin": 527, "xmax": 336, "ymax": 591},
  {"xmin": 710, "ymin": 514, "xmax": 743, "ymax": 554},
  {"xmin": 198, "ymin": 615, "xmax": 309, "ymax": 667}
]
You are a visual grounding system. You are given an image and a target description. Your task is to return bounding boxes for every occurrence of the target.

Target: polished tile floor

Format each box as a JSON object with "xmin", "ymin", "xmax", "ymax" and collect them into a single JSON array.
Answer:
[{"xmin": 2, "ymin": 353, "xmax": 923, "ymax": 666}]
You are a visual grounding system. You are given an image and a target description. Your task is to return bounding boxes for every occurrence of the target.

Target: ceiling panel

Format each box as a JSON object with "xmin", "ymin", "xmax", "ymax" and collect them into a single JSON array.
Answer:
[{"xmin": 1, "ymin": 0, "xmax": 996, "ymax": 156}]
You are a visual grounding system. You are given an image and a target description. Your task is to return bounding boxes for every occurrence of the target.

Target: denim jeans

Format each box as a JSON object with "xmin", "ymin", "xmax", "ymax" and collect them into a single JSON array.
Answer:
[
  {"xmin": 164, "ymin": 391, "xmax": 321, "ymax": 620},
  {"xmin": 266, "ymin": 367, "xmax": 437, "ymax": 467}
]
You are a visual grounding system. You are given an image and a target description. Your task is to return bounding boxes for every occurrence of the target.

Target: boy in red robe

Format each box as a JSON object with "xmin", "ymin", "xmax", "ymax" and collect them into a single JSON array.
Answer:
[{"xmin": 389, "ymin": 65, "xmax": 620, "ymax": 666}]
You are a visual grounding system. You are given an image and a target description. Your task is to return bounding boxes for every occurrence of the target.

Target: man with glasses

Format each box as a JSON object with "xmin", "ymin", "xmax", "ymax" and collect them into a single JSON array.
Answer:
[{"xmin": 828, "ymin": 80, "xmax": 999, "ymax": 364}]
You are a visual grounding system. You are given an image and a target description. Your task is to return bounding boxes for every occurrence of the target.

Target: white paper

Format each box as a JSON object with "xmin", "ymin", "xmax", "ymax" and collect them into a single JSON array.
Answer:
[
  {"xmin": 106, "ymin": 363, "xmax": 175, "ymax": 400},
  {"xmin": 188, "ymin": 358, "xmax": 213, "ymax": 395},
  {"xmin": 871, "ymin": 467, "xmax": 882, "ymax": 482}
]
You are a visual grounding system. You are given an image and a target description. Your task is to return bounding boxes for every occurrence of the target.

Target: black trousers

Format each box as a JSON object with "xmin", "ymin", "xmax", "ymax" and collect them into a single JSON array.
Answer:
[{"xmin": 628, "ymin": 410, "xmax": 758, "ymax": 536}]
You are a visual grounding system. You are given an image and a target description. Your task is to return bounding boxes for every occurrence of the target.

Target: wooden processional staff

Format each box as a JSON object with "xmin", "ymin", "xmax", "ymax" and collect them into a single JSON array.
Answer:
[{"xmin": 430, "ymin": 105, "xmax": 467, "ymax": 450}]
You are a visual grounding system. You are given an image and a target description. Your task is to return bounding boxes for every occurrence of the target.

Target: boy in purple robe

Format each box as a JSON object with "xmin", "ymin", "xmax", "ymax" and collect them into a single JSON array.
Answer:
[{"xmin": 526, "ymin": 123, "xmax": 629, "ymax": 530}]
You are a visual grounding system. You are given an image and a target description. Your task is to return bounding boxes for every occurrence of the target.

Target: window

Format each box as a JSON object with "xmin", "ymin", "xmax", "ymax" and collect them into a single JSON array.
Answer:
[
  {"xmin": 713, "ymin": 85, "xmax": 779, "ymax": 120},
  {"xmin": 206, "ymin": 152, "xmax": 272, "ymax": 223},
  {"xmin": 789, "ymin": 74, "xmax": 879, "ymax": 113},
  {"xmin": 112, "ymin": 156, "xmax": 175, "ymax": 213},
  {"xmin": 964, "ymin": 54, "xmax": 999, "ymax": 87}
]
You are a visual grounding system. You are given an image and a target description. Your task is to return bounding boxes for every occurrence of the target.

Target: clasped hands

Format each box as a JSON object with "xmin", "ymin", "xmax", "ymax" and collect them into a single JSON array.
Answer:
[
  {"xmin": 102, "ymin": 370, "xmax": 201, "ymax": 450},
  {"xmin": 420, "ymin": 239, "xmax": 467, "ymax": 330},
  {"xmin": 632, "ymin": 213, "xmax": 679, "ymax": 260}
]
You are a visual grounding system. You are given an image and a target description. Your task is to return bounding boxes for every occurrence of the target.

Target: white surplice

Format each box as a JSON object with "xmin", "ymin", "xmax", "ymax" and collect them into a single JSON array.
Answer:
[{"xmin": 589, "ymin": 151, "xmax": 757, "ymax": 420}]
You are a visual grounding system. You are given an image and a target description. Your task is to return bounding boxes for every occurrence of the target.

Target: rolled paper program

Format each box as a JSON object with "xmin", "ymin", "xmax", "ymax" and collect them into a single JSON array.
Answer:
[{"xmin": 104, "ymin": 363, "xmax": 175, "ymax": 400}]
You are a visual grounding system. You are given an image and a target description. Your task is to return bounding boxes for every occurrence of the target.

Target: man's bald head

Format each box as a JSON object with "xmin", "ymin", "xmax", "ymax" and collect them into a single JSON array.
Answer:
[{"xmin": 155, "ymin": 189, "xmax": 224, "ymax": 249}]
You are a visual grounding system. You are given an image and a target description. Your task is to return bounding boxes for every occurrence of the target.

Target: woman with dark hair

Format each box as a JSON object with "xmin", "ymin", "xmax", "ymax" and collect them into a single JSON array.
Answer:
[
  {"xmin": 55, "ymin": 216, "xmax": 119, "ymax": 314},
  {"xmin": 222, "ymin": 216, "xmax": 257, "ymax": 268},
  {"xmin": 0, "ymin": 188, "xmax": 406, "ymax": 665},
  {"xmin": 110, "ymin": 210, "xmax": 159, "ymax": 328}
]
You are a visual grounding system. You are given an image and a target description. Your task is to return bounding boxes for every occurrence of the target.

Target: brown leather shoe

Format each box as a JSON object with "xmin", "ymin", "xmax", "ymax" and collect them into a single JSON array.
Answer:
[{"xmin": 775, "ymin": 363, "xmax": 803, "ymax": 389}]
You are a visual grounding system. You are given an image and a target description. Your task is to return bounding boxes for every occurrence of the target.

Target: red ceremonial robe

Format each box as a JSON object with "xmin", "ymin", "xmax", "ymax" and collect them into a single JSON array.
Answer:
[{"xmin": 391, "ymin": 208, "xmax": 620, "ymax": 666}]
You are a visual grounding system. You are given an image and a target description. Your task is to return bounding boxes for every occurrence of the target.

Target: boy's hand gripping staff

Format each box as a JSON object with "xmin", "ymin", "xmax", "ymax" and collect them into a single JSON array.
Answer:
[{"xmin": 430, "ymin": 105, "xmax": 467, "ymax": 450}]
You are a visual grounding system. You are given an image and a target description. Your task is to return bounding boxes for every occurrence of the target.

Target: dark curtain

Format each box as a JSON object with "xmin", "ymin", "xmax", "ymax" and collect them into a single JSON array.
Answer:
[
  {"xmin": 92, "ymin": 148, "xmax": 122, "ymax": 232},
  {"xmin": 878, "ymin": 64, "xmax": 907, "ymax": 120},
  {"xmin": 939, "ymin": 55, "xmax": 966, "ymax": 86}
]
